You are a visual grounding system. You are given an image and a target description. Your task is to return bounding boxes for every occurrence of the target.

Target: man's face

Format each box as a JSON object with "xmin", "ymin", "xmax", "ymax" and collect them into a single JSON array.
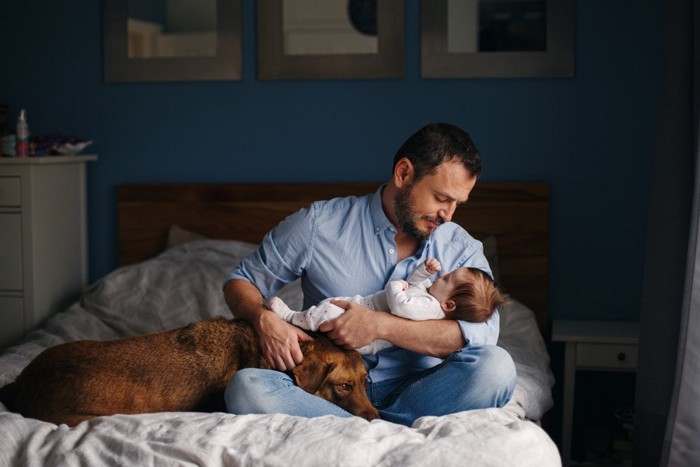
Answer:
[{"xmin": 394, "ymin": 160, "xmax": 476, "ymax": 241}]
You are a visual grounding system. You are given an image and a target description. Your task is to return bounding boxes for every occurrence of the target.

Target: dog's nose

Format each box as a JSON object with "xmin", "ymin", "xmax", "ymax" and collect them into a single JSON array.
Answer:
[{"xmin": 362, "ymin": 407, "xmax": 380, "ymax": 421}]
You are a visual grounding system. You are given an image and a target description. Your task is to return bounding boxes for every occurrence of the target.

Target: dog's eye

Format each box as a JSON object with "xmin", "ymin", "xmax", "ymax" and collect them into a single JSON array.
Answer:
[{"xmin": 336, "ymin": 383, "xmax": 353, "ymax": 393}]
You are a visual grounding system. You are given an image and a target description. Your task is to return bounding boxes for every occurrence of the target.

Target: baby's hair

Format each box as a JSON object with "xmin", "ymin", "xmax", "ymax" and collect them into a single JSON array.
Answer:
[{"xmin": 448, "ymin": 268, "xmax": 508, "ymax": 322}]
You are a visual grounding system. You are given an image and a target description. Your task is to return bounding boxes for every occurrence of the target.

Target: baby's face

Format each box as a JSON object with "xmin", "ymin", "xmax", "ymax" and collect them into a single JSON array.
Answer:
[{"xmin": 428, "ymin": 268, "xmax": 471, "ymax": 302}]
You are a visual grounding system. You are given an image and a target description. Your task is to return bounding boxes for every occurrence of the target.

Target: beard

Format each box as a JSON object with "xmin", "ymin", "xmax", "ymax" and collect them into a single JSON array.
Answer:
[{"xmin": 394, "ymin": 184, "xmax": 444, "ymax": 241}]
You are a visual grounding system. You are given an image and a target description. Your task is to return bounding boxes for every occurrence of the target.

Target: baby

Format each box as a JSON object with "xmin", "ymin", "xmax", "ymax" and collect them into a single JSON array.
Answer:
[{"xmin": 268, "ymin": 258, "xmax": 508, "ymax": 354}]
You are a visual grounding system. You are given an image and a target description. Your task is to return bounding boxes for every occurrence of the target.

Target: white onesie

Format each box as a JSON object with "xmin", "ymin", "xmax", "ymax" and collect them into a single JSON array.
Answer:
[{"xmin": 268, "ymin": 261, "xmax": 444, "ymax": 354}]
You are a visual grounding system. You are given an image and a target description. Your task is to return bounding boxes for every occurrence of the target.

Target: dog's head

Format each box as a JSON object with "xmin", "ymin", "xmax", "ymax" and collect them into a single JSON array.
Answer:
[{"xmin": 294, "ymin": 338, "xmax": 379, "ymax": 421}]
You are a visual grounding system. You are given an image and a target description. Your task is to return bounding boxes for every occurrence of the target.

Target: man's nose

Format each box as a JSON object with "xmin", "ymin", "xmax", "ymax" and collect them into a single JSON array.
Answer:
[{"xmin": 439, "ymin": 202, "xmax": 457, "ymax": 223}]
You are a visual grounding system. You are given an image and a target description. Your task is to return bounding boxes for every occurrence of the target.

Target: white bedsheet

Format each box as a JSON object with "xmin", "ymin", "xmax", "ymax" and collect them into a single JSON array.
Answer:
[{"xmin": 0, "ymin": 239, "xmax": 560, "ymax": 466}]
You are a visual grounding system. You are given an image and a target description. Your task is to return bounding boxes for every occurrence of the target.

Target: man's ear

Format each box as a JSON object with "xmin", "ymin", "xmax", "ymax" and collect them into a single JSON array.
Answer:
[
  {"xmin": 393, "ymin": 157, "xmax": 414, "ymax": 188},
  {"xmin": 442, "ymin": 300, "xmax": 456, "ymax": 313},
  {"xmin": 292, "ymin": 351, "xmax": 334, "ymax": 394}
]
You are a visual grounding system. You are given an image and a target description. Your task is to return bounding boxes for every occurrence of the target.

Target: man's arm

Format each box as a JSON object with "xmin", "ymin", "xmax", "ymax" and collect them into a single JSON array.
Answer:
[
  {"xmin": 320, "ymin": 300, "xmax": 464, "ymax": 358},
  {"xmin": 224, "ymin": 278, "xmax": 312, "ymax": 370}
]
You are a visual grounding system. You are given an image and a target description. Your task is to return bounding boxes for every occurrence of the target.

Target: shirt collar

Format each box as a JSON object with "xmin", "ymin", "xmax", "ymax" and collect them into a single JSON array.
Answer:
[{"xmin": 370, "ymin": 184, "xmax": 395, "ymax": 236}]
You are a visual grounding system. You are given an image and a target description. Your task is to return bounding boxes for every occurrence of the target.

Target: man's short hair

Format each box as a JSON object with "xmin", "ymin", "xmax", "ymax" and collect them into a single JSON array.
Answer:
[{"xmin": 393, "ymin": 123, "xmax": 482, "ymax": 181}]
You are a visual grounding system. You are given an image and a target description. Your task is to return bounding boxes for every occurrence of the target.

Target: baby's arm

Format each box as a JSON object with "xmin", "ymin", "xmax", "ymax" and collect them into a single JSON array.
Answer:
[
  {"xmin": 385, "ymin": 281, "xmax": 445, "ymax": 320},
  {"xmin": 423, "ymin": 258, "xmax": 442, "ymax": 275},
  {"xmin": 407, "ymin": 258, "xmax": 441, "ymax": 287},
  {"xmin": 269, "ymin": 297, "xmax": 345, "ymax": 331}
]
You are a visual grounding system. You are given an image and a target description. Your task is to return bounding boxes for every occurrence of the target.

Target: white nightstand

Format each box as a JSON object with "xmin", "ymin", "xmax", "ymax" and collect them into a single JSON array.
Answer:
[
  {"xmin": 0, "ymin": 155, "xmax": 96, "ymax": 349},
  {"xmin": 552, "ymin": 320, "xmax": 639, "ymax": 465}
]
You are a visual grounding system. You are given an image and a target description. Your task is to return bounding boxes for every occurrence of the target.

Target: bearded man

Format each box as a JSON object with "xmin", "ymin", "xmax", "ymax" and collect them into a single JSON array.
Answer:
[{"xmin": 223, "ymin": 123, "xmax": 515, "ymax": 426}]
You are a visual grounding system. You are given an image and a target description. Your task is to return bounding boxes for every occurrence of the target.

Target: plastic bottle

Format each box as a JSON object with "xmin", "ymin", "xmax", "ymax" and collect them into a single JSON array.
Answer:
[{"xmin": 16, "ymin": 109, "xmax": 29, "ymax": 157}]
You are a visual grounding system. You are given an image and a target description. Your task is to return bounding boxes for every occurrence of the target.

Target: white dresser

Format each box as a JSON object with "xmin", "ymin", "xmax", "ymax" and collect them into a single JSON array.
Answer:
[{"xmin": 0, "ymin": 155, "xmax": 96, "ymax": 349}]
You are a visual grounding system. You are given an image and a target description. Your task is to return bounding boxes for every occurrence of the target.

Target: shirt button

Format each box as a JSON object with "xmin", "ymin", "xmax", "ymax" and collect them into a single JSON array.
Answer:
[{"xmin": 389, "ymin": 248, "xmax": 395, "ymax": 254}]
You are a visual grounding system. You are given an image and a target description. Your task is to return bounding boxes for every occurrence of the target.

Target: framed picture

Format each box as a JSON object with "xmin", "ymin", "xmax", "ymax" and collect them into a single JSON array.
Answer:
[
  {"xmin": 257, "ymin": 0, "xmax": 404, "ymax": 80},
  {"xmin": 421, "ymin": 0, "xmax": 574, "ymax": 78},
  {"xmin": 103, "ymin": 0, "xmax": 242, "ymax": 82}
]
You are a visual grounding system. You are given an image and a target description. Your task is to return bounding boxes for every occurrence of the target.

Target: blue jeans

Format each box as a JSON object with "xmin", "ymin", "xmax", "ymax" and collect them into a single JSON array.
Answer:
[{"xmin": 224, "ymin": 345, "xmax": 516, "ymax": 426}]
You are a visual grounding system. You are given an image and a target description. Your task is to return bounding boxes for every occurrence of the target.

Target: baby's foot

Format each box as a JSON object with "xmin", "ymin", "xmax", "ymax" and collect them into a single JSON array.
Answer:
[{"xmin": 268, "ymin": 296, "xmax": 294, "ymax": 322}]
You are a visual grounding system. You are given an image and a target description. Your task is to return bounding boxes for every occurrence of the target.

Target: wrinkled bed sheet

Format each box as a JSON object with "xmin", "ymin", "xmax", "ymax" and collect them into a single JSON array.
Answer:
[{"xmin": 0, "ymin": 240, "xmax": 560, "ymax": 466}]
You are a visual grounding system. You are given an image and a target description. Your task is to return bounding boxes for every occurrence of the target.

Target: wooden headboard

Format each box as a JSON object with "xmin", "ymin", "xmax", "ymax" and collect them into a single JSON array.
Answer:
[{"xmin": 118, "ymin": 182, "xmax": 549, "ymax": 332}]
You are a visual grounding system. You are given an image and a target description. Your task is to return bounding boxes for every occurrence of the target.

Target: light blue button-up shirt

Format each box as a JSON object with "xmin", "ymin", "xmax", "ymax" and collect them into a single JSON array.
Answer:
[{"xmin": 228, "ymin": 186, "xmax": 500, "ymax": 382}]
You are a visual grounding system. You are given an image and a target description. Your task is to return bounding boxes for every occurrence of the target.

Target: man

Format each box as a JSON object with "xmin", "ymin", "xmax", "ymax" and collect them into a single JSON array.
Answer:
[{"xmin": 223, "ymin": 123, "xmax": 515, "ymax": 426}]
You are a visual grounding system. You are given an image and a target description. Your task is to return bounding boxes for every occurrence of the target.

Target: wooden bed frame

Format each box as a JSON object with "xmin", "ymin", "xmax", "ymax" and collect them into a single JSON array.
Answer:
[{"xmin": 118, "ymin": 182, "xmax": 549, "ymax": 332}]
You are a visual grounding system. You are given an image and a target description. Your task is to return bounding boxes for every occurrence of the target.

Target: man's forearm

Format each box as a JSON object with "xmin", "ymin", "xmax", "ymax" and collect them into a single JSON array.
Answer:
[
  {"xmin": 376, "ymin": 313, "xmax": 465, "ymax": 358},
  {"xmin": 224, "ymin": 278, "xmax": 269, "ymax": 326}
]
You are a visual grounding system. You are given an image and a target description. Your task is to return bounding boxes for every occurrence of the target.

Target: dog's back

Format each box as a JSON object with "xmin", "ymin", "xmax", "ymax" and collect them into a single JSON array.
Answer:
[
  {"xmin": 7, "ymin": 317, "xmax": 265, "ymax": 425},
  {"xmin": 1, "ymin": 317, "xmax": 378, "ymax": 426}
]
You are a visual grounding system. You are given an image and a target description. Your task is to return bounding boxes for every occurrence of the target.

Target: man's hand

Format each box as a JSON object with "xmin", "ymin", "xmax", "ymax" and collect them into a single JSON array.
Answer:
[
  {"xmin": 255, "ymin": 310, "xmax": 313, "ymax": 371},
  {"xmin": 320, "ymin": 299, "xmax": 465, "ymax": 358},
  {"xmin": 224, "ymin": 279, "xmax": 312, "ymax": 371},
  {"xmin": 319, "ymin": 300, "xmax": 382, "ymax": 349}
]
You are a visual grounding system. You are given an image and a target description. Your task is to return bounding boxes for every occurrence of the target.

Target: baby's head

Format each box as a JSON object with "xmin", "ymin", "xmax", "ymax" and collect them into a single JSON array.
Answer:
[{"xmin": 428, "ymin": 267, "xmax": 508, "ymax": 322}]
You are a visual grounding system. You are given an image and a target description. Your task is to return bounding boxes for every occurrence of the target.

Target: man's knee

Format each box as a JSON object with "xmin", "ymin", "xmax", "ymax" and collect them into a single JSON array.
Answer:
[
  {"xmin": 485, "ymin": 346, "xmax": 516, "ymax": 404},
  {"xmin": 450, "ymin": 345, "xmax": 516, "ymax": 407},
  {"xmin": 224, "ymin": 368, "xmax": 254, "ymax": 413},
  {"xmin": 452, "ymin": 344, "xmax": 514, "ymax": 374},
  {"xmin": 224, "ymin": 368, "xmax": 291, "ymax": 414},
  {"xmin": 481, "ymin": 345, "xmax": 516, "ymax": 383}
]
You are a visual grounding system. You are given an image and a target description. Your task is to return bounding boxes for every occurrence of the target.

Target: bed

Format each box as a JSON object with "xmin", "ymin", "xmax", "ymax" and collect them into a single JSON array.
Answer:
[{"xmin": 0, "ymin": 182, "xmax": 560, "ymax": 466}]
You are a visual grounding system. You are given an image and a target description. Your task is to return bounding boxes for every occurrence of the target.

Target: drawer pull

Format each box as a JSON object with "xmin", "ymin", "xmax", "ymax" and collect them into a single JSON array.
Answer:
[{"xmin": 618, "ymin": 352, "xmax": 626, "ymax": 361}]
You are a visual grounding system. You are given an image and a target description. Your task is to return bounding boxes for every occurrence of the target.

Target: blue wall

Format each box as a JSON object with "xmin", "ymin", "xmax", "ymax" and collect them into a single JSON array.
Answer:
[{"xmin": 0, "ymin": 0, "xmax": 664, "ymax": 322}]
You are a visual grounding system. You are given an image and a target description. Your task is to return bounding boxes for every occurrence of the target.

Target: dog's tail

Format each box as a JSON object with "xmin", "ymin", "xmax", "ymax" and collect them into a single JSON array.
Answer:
[{"xmin": 0, "ymin": 382, "xmax": 18, "ymax": 412}]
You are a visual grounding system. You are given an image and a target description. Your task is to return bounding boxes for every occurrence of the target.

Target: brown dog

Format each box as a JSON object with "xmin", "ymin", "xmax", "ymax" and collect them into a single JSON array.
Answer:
[{"xmin": 0, "ymin": 317, "xmax": 379, "ymax": 426}]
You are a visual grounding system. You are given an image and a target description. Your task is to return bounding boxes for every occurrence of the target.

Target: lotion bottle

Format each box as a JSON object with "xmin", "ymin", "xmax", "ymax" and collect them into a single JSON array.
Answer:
[{"xmin": 16, "ymin": 109, "xmax": 29, "ymax": 157}]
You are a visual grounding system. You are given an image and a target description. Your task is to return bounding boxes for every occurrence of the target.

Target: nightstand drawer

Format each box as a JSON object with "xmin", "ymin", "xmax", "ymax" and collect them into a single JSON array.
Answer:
[
  {"xmin": 576, "ymin": 343, "xmax": 638, "ymax": 370},
  {"xmin": 0, "ymin": 177, "xmax": 21, "ymax": 206}
]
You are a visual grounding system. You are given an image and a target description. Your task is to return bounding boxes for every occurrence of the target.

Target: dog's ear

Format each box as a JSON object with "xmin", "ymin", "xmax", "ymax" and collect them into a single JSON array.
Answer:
[{"xmin": 292, "ymin": 349, "xmax": 335, "ymax": 394}]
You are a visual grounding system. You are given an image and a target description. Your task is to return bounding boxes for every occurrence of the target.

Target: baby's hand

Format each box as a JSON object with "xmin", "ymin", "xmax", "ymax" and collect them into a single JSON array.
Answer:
[{"xmin": 424, "ymin": 258, "xmax": 442, "ymax": 274}]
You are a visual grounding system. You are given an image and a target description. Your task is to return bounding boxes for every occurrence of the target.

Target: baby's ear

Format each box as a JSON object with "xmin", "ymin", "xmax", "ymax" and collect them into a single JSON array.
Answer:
[{"xmin": 441, "ymin": 300, "xmax": 456, "ymax": 312}]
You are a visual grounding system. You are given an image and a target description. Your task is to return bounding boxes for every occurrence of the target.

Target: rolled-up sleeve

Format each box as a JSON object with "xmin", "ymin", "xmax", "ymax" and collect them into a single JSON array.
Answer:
[
  {"xmin": 456, "ymin": 310, "xmax": 500, "ymax": 346},
  {"xmin": 227, "ymin": 204, "xmax": 316, "ymax": 298}
]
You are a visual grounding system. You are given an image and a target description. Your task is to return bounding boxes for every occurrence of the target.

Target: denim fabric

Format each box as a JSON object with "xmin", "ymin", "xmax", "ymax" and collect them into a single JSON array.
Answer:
[
  {"xmin": 225, "ymin": 368, "xmax": 353, "ymax": 419},
  {"xmin": 225, "ymin": 344, "xmax": 516, "ymax": 427}
]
